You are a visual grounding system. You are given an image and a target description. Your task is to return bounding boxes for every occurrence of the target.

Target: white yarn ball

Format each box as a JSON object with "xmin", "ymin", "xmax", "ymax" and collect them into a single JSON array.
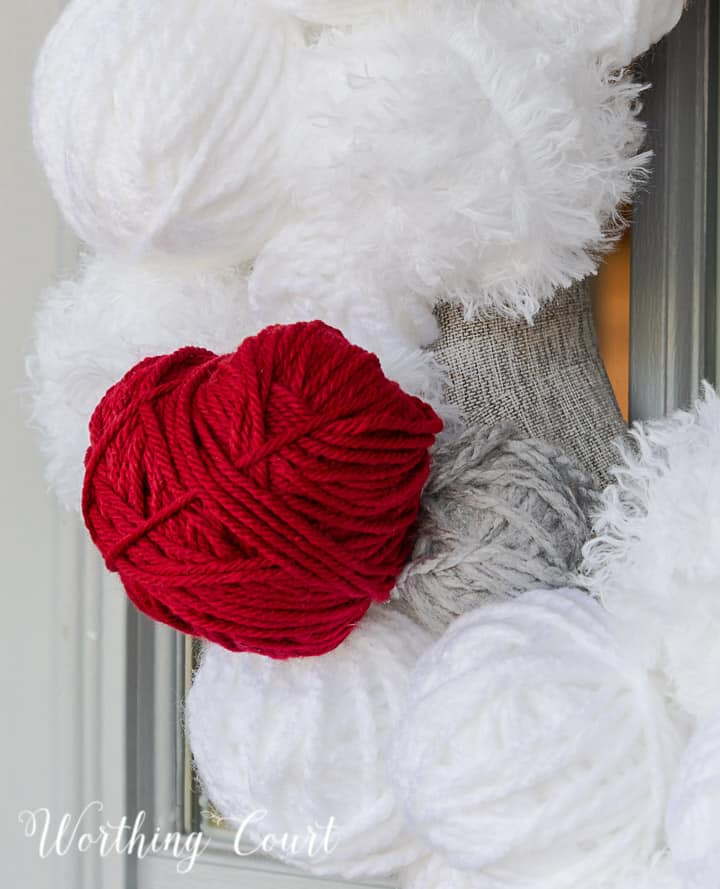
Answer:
[
  {"xmin": 186, "ymin": 606, "xmax": 432, "ymax": 879},
  {"xmin": 32, "ymin": 0, "xmax": 302, "ymax": 265},
  {"xmin": 264, "ymin": 0, "xmax": 395, "ymax": 25},
  {"xmin": 282, "ymin": 5, "xmax": 647, "ymax": 321},
  {"xmin": 582, "ymin": 386, "xmax": 720, "ymax": 722},
  {"xmin": 391, "ymin": 588, "xmax": 684, "ymax": 887},
  {"xmin": 26, "ymin": 256, "xmax": 256, "ymax": 511},
  {"xmin": 484, "ymin": 0, "xmax": 685, "ymax": 66},
  {"xmin": 666, "ymin": 713, "xmax": 720, "ymax": 889},
  {"xmin": 399, "ymin": 855, "xmax": 684, "ymax": 889},
  {"xmin": 248, "ymin": 218, "xmax": 445, "ymax": 403}
]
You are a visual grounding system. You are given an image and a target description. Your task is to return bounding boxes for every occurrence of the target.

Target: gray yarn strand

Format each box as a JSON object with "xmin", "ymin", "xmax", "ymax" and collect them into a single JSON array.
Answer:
[{"xmin": 392, "ymin": 423, "xmax": 599, "ymax": 634}]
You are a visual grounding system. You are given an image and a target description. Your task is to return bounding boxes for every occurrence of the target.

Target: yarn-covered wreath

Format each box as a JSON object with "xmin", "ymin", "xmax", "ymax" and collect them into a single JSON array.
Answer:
[{"xmin": 27, "ymin": 2, "xmax": 716, "ymax": 889}]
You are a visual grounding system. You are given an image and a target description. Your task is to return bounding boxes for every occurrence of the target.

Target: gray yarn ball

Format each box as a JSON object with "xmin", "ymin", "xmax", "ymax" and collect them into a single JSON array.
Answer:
[{"xmin": 392, "ymin": 423, "xmax": 598, "ymax": 634}]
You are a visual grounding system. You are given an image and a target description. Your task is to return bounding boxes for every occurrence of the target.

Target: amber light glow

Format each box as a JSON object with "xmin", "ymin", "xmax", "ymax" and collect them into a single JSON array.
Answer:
[{"xmin": 591, "ymin": 230, "xmax": 631, "ymax": 420}]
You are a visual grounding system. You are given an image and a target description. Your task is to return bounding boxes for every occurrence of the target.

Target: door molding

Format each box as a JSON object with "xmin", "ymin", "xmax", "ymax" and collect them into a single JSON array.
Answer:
[{"xmin": 630, "ymin": 0, "xmax": 719, "ymax": 420}]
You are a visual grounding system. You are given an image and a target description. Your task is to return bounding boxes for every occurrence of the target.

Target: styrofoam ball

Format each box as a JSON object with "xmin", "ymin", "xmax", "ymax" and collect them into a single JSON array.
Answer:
[
  {"xmin": 484, "ymin": 0, "xmax": 685, "ymax": 66},
  {"xmin": 264, "ymin": 0, "xmax": 396, "ymax": 25},
  {"xmin": 582, "ymin": 386, "xmax": 720, "ymax": 721},
  {"xmin": 666, "ymin": 713, "xmax": 720, "ymax": 889},
  {"xmin": 391, "ymin": 588, "xmax": 684, "ymax": 887},
  {"xmin": 284, "ymin": 5, "xmax": 647, "ymax": 321},
  {"xmin": 399, "ymin": 855, "xmax": 684, "ymax": 889},
  {"xmin": 32, "ymin": 0, "xmax": 302, "ymax": 266},
  {"xmin": 186, "ymin": 606, "xmax": 432, "ymax": 878}
]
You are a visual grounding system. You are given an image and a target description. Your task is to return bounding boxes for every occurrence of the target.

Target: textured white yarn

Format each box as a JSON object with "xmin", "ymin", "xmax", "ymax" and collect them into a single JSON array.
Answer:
[
  {"xmin": 666, "ymin": 713, "xmax": 720, "ymax": 889},
  {"xmin": 613, "ymin": 862, "xmax": 685, "ymax": 889},
  {"xmin": 263, "ymin": 0, "xmax": 395, "ymax": 25},
  {"xmin": 399, "ymin": 855, "xmax": 684, "ymax": 889},
  {"xmin": 277, "ymin": 3, "xmax": 648, "ymax": 321},
  {"xmin": 399, "ymin": 857, "xmax": 478, "ymax": 889},
  {"xmin": 247, "ymin": 217, "xmax": 446, "ymax": 404},
  {"xmin": 390, "ymin": 588, "xmax": 684, "ymax": 887},
  {"xmin": 25, "ymin": 256, "xmax": 256, "ymax": 511},
  {"xmin": 32, "ymin": 0, "xmax": 302, "ymax": 266},
  {"xmin": 582, "ymin": 386, "xmax": 720, "ymax": 722},
  {"xmin": 480, "ymin": 0, "xmax": 685, "ymax": 66},
  {"xmin": 186, "ymin": 606, "xmax": 432, "ymax": 879},
  {"xmin": 26, "ymin": 255, "xmax": 446, "ymax": 512},
  {"xmin": 32, "ymin": 0, "xmax": 657, "ymax": 324}
]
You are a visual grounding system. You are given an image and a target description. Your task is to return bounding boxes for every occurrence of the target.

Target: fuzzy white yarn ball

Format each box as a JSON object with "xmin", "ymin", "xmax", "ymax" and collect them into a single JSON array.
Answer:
[
  {"xmin": 187, "ymin": 606, "xmax": 432, "ymax": 879},
  {"xmin": 390, "ymin": 588, "xmax": 684, "ymax": 887},
  {"xmin": 490, "ymin": 0, "xmax": 685, "ymax": 66},
  {"xmin": 27, "ymin": 255, "xmax": 446, "ymax": 512},
  {"xmin": 247, "ymin": 217, "xmax": 446, "ymax": 405},
  {"xmin": 399, "ymin": 855, "xmax": 684, "ymax": 889},
  {"xmin": 26, "ymin": 256, "xmax": 256, "ymax": 511},
  {"xmin": 666, "ymin": 713, "xmax": 720, "ymax": 889},
  {"xmin": 582, "ymin": 386, "xmax": 720, "ymax": 722},
  {"xmin": 32, "ymin": 0, "xmax": 302, "ymax": 266},
  {"xmin": 278, "ymin": 5, "xmax": 647, "ymax": 321}
]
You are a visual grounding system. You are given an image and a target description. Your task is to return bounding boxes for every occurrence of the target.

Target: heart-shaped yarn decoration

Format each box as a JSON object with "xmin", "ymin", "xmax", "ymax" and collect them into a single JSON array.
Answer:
[{"xmin": 83, "ymin": 320, "xmax": 442, "ymax": 657}]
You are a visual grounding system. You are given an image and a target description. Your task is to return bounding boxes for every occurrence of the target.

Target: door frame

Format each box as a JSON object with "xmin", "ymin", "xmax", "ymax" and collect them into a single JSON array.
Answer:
[{"xmin": 630, "ymin": 0, "xmax": 719, "ymax": 419}]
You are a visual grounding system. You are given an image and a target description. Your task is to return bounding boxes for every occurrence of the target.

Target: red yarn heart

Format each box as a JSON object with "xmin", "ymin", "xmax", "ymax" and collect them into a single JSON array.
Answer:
[{"xmin": 82, "ymin": 321, "xmax": 442, "ymax": 658}]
